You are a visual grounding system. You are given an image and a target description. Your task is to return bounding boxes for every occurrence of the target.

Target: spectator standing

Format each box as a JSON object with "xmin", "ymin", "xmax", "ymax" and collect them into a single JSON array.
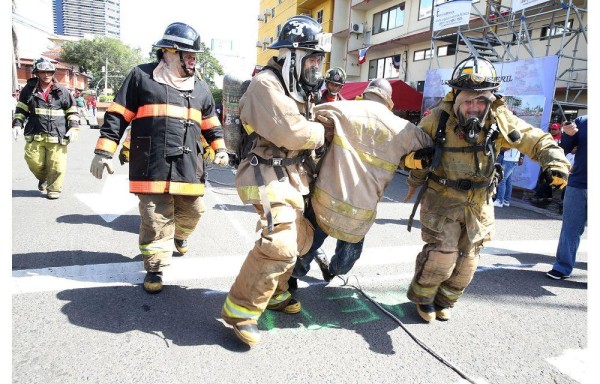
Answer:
[
  {"xmin": 547, "ymin": 116, "xmax": 587, "ymax": 279},
  {"xmin": 494, "ymin": 147, "xmax": 524, "ymax": 207},
  {"xmin": 12, "ymin": 57, "xmax": 80, "ymax": 199}
]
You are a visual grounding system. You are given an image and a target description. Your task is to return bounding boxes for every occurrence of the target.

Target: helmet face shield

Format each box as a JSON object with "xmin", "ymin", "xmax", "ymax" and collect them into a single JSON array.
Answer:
[
  {"xmin": 300, "ymin": 53, "xmax": 324, "ymax": 88},
  {"xmin": 33, "ymin": 59, "xmax": 56, "ymax": 73},
  {"xmin": 457, "ymin": 96, "xmax": 491, "ymax": 144},
  {"xmin": 447, "ymin": 56, "xmax": 501, "ymax": 91}
]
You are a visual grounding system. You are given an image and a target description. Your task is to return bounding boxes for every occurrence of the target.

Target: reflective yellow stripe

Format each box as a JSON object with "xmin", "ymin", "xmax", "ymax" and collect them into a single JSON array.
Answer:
[
  {"xmin": 67, "ymin": 115, "xmax": 79, "ymax": 121},
  {"xmin": 201, "ymin": 116, "xmax": 220, "ymax": 130},
  {"xmin": 267, "ymin": 291, "xmax": 291, "ymax": 306},
  {"xmin": 237, "ymin": 185, "xmax": 304, "ymax": 208},
  {"xmin": 135, "ymin": 104, "xmax": 203, "ymax": 126},
  {"xmin": 66, "ymin": 106, "xmax": 78, "ymax": 114},
  {"xmin": 300, "ymin": 127, "xmax": 320, "ymax": 150},
  {"xmin": 438, "ymin": 286, "xmax": 462, "ymax": 300},
  {"xmin": 95, "ymin": 138, "xmax": 118, "ymax": 154},
  {"xmin": 313, "ymin": 187, "xmax": 375, "ymax": 222},
  {"xmin": 14, "ymin": 113, "xmax": 26, "ymax": 121},
  {"xmin": 139, "ymin": 239, "xmax": 172, "ymax": 256},
  {"xmin": 107, "ymin": 102, "xmax": 136, "ymax": 122},
  {"xmin": 17, "ymin": 102, "xmax": 29, "ymax": 111},
  {"xmin": 174, "ymin": 223, "xmax": 194, "ymax": 235},
  {"xmin": 24, "ymin": 133, "xmax": 63, "ymax": 144},
  {"xmin": 316, "ymin": 221, "xmax": 364, "ymax": 244},
  {"xmin": 130, "ymin": 181, "xmax": 205, "ymax": 196},
  {"xmin": 222, "ymin": 296, "xmax": 261, "ymax": 320},
  {"xmin": 332, "ymin": 135, "xmax": 397, "ymax": 173},
  {"xmin": 411, "ymin": 282, "xmax": 438, "ymax": 297},
  {"xmin": 34, "ymin": 108, "xmax": 66, "ymax": 116},
  {"xmin": 243, "ymin": 123, "xmax": 255, "ymax": 135}
]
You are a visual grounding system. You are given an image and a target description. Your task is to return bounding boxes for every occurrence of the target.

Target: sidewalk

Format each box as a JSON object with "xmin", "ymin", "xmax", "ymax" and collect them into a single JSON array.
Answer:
[{"xmin": 509, "ymin": 186, "xmax": 563, "ymax": 219}]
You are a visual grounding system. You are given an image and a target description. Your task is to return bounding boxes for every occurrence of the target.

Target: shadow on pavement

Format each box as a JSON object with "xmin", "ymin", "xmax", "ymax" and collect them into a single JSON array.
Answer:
[
  {"xmin": 375, "ymin": 217, "xmax": 421, "ymax": 229},
  {"xmin": 12, "ymin": 250, "xmax": 142, "ymax": 270},
  {"xmin": 56, "ymin": 213, "xmax": 140, "ymax": 234},
  {"xmin": 210, "ymin": 203, "xmax": 256, "ymax": 213},
  {"xmin": 57, "ymin": 285, "xmax": 250, "ymax": 352},
  {"xmin": 12, "ymin": 189, "xmax": 45, "ymax": 198}
]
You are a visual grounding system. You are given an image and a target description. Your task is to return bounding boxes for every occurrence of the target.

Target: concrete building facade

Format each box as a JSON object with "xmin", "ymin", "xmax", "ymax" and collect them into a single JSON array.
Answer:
[{"xmin": 53, "ymin": 0, "xmax": 120, "ymax": 38}]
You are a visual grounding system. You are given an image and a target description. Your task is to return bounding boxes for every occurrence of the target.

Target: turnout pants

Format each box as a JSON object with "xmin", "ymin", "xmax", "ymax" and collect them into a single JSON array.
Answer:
[
  {"xmin": 24, "ymin": 140, "xmax": 68, "ymax": 193},
  {"xmin": 407, "ymin": 215, "xmax": 488, "ymax": 308},
  {"xmin": 137, "ymin": 194, "xmax": 205, "ymax": 272},
  {"xmin": 222, "ymin": 203, "xmax": 313, "ymax": 326}
]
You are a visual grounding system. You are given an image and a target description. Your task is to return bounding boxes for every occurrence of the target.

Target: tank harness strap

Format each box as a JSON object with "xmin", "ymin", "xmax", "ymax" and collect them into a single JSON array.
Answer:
[
  {"xmin": 407, "ymin": 110, "xmax": 449, "ymax": 232},
  {"xmin": 428, "ymin": 173, "xmax": 492, "ymax": 191}
]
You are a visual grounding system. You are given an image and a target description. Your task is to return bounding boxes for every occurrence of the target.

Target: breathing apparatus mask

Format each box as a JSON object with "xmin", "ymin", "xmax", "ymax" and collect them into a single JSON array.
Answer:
[{"xmin": 454, "ymin": 92, "xmax": 494, "ymax": 145}]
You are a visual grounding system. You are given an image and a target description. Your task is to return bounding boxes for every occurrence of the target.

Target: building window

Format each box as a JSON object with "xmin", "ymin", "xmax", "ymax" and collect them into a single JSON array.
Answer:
[
  {"xmin": 373, "ymin": 3, "xmax": 405, "ymax": 35},
  {"xmin": 413, "ymin": 48, "xmax": 433, "ymax": 62},
  {"xmin": 272, "ymin": 8, "xmax": 275, "ymax": 17},
  {"xmin": 316, "ymin": 9, "xmax": 324, "ymax": 24},
  {"xmin": 541, "ymin": 19, "xmax": 573, "ymax": 39},
  {"xmin": 276, "ymin": 24, "xmax": 281, "ymax": 37},
  {"xmin": 368, "ymin": 56, "xmax": 401, "ymax": 80},
  {"xmin": 437, "ymin": 44, "xmax": 456, "ymax": 57}
]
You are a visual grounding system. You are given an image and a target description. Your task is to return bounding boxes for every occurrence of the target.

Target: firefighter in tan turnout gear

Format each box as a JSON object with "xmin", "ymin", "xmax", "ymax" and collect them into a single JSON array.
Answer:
[
  {"xmin": 404, "ymin": 56, "xmax": 571, "ymax": 322},
  {"xmin": 292, "ymin": 79, "xmax": 434, "ymax": 284},
  {"xmin": 90, "ymin": 22, "xmax": 228, "ymax": 294},
  {"xmin": 221, "ymin": 15, "xmax": 330, "ymax": 346}
]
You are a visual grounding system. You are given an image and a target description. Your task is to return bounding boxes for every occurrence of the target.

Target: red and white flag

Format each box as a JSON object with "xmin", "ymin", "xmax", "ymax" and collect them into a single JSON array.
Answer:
[{"xmin": 358, "ymin": 47, "xmax": 370, "ymax": 64}]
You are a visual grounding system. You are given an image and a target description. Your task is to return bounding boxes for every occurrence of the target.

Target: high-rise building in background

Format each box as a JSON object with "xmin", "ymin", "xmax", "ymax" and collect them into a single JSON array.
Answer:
[{"xmin": 53, "ymin": 0, "xmax": 120, "ymax": 38}]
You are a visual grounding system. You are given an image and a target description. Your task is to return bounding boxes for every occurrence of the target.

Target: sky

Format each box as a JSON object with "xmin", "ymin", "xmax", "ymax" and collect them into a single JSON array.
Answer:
[{"xmin": 119, "ymin": 0, "xmax": 260, "ymax": 73}]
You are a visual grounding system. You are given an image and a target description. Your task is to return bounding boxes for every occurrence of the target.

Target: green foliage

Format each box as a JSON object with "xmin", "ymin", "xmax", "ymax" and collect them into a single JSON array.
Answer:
[
  {"xmin": 99, "ymin": 95, "xmax": 114, "ymax": 102},
  {"xmin": 211, "ymin": 88, "xmax": 223, "ymax": 105},
  {"xmin": 60, "ymin": 37, "xmax": 146, "ymax": 93}
]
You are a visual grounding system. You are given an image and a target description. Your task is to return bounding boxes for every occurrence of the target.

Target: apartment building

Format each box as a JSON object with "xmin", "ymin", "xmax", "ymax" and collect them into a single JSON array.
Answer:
[
  {"xmin": 258, "ymin": 0, "xmax": 587, "ymax": 115},
  {"xmin": 256, "ymin": 0, "xmax": 335, "ymax": 67},
  {"xmin": 53, "ymin": 0, "xmax": 120, "ymax": 38}
]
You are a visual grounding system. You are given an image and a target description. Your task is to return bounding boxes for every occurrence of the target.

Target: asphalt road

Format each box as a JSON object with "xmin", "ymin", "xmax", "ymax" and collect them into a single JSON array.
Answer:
[{"xmin": 11, "ymin": 127, "xmax": 590, "ymax": 384}]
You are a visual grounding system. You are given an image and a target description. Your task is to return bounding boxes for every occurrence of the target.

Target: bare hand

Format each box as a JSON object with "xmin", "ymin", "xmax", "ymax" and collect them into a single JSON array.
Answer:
[
  {"xmin": 562, "ymin": 121, "xmax": 578, "ymax": 136},
  {"xmin": 403, "ymin": 185, "xmax": 417, "ymax": 202}
]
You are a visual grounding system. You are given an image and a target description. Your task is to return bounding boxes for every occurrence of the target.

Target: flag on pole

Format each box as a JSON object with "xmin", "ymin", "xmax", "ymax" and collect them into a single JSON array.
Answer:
[{"xmin": 358, "ymin": 47, "xmax": 369, "ymax": 64}]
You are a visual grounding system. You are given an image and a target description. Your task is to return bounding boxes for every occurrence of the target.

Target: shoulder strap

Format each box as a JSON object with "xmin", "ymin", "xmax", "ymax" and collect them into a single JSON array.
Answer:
[{"xmin": 262, "ymin": 65, "xmax": 290, "ymax": 97}]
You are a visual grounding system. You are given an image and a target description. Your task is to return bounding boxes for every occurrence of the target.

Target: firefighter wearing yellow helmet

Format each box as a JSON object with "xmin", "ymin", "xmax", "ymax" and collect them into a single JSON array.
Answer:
[{"xmin": 403, "ymin": 56, "xmax": 571, "ymax": 322}]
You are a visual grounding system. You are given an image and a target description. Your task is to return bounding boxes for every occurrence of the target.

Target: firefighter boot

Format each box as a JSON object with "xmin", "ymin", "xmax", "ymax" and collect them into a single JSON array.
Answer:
[
  {"xmin": 288, "ymin": 276, "xmax": 298, "ymax": 291},
  {"xmin": 233, "ymin": 322, "xmax": 260, "ymax": 346},
  {"xmin": 174, "ymin": 238, "xmax": 188, "ymax": 254},
  {"xmin": 416, "ymin": 303, "xmax": 436, "ymax": 322},
  {"xmin": 38, "ymin": 180, "xmax": 47, "ymax": 191},
  {"xmin": 435, "ymin": 303, "xmax": 451, "ymax": 321},
  {"xmin": 267, "ymin": 293, "xmax": 302, "ymax": 314},
  {"xmin": 47, "ymin": 191, "xmax": 60, "ymax": 199},
  {"xmin": 143, "ymin": 272, "xmax": 163, "ymax": 294}
]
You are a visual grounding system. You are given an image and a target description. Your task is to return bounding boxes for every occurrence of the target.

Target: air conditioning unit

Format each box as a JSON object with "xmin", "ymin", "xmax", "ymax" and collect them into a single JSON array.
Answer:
[
  {"xmin": 263, "ymin": 8, "xmax": 273, "ymax": 17},
  {"xmin": 256, "ymin": 41, "xmax": 263, "ymax": 48},
  {"xmin": 262, "ymin": 37, "xmax": 271, "ymax": 45},
  {"xmin": 257, "ymin": 14, "xmax": 265, "ymax": 21},
  {"xmin": 351, "ymin": 23, "xmax": 364, "ymax": 34}
]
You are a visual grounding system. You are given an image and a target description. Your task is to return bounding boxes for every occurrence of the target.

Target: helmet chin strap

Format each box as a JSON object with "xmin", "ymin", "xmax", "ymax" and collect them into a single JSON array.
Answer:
[{"xmin": 179, "ymin": 51, "xmax": 194, "ymax": 77}]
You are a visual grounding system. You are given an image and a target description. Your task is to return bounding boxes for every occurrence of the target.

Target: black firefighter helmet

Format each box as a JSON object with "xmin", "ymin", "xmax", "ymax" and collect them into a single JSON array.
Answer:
[
  {"xmin": 153, "ymin": 22, "xmax": 201, "ymax": 53},
  {"xmin": 324, "ymin": 67, "xmax": 346, "ymax": 86},
  {"xmin": 32, "ymin": 57, "xmax": 56, "ymax": 73},
  {"xmin": 268, "ymin": 15, "xmax": 329, "ymax": 53}
]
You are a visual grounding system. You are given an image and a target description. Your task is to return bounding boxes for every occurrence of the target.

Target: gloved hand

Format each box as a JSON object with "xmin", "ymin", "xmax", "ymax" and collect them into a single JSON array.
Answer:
[
  {"xmin": 118, "ymin": 145, "xmax": 130, "ymax": 165},
  {"xmin": 12, "ymin": 126, "xmax": 22, "ymax": 141},
  {"xmin": 90, "ymin": 154, "xmax": 115, "ymax": 179},
  {"xmin": 403, "ymin": 147, "xmax": 434, "ymax": 170},
  {"xmin": 403, "ymin": 185, "xmax": 417, "ymax": 203},
  {"xmin": 213, "ymin": 150, "xmax": 229, "ymax": 167},
  {"xmin": 203, "ymin": 146, "xmax": 215, "ymax": 162},
  {"xmin": 65, "ymin": 128, "xmax": 79, "ymax": 142},
  {"xmin": 317, "ymin": 114, "xmax": 335, "ymax": 143},
  {"xmin": 543, "ymin": 168, "xmax": 568, "ymax": 189}
]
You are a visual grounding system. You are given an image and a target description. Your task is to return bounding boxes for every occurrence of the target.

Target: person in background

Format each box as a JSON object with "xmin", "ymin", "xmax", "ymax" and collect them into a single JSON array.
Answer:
[
  {"xmin": 316, "ymin": 67, "xmax": 346, "ymax": 105},
  {"xmin": 547, "ymin": 116, "xmax": 587, "ymax": 280},
  {"xmin": 12, "ymin": 57, "xmax": 80, "ymax": 199},
  {"xmin": 494, "ymin": 147, "xmax": 524, "ymax": 207},
  {"xmin": 90, "ymin": 22, "xmax": 229, "ymax": 294}
]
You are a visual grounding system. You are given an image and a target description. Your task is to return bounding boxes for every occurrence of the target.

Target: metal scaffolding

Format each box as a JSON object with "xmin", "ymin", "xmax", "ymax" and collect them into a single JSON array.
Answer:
[{"xmin": 430, "ymin": 0, "xmax": 587, "ymax": 119}]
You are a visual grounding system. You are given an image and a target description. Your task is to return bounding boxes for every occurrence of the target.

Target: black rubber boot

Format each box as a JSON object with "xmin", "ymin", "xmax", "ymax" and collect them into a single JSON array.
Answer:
[{"xmin": 143, "ymin": 272, "xmax": 163, "ymax": 294}]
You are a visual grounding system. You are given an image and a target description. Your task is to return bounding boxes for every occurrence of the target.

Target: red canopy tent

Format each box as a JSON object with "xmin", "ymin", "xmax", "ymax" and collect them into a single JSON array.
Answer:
[{"xmin": 339, "ymin": 79, "xmax": 423, "ymax": 111}]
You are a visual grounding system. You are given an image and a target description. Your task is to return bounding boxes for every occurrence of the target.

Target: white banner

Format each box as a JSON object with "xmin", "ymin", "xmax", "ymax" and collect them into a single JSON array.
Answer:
[
  {"xmin": 512, "ymin": 0, "xmax": 548, "ymax": 13},
  {"xmin": 433, "ymin": 0, "xmax": 472, "ymax": 32}
]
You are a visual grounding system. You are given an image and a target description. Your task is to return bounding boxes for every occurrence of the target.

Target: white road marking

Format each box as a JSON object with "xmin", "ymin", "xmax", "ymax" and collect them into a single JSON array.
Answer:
[
  {"xmin": 12, "ymin": 239, "xmax": 586, "ymax": 295},
  {"xmin": 76, "ymin": 174, "xmax": 138, "ymax": 223},
  {"xmin": 205, "ymin": 179, "xmax": 255, "ymax": 243},
  {"xmin": 547, "ymin": 348, "xmax": 588, "ymax": 383}
]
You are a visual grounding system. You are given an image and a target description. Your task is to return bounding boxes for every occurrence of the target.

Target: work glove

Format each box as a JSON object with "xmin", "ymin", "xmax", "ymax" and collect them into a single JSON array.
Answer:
[
  {"xmin": 403, "ymin": 147, "xmax": 434, "ymax": 170},
  {"xmin": 213, "ymin": 150, "xmax": 229, "ymax": 167},
  {"xmin": 317, "ymin": 115, "xmax": 335, "ymax": 143},
  {"xmin": 90, "ymin": 154, "xmax": 115, "ymax": 179},
  {"xmin": 12, "ymin": 126, "xmax": 22, "ymax": 141},
  {"xmin": 118, "ymin": 145, "xmax": 130, "ymax": 165},
  {"xmin": 543, "ymin": 168, "xmax": 568, "ymax": 189},
  {"xmin": 64, "ymin": 128, "xmax": 79, "ymax": 142}
]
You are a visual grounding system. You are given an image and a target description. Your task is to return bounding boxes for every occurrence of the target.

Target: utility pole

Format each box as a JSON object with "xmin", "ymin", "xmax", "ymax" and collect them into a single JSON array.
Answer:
[{"xmin": 104, "ymin": 58, "xmax": 108, "ymax": 91}]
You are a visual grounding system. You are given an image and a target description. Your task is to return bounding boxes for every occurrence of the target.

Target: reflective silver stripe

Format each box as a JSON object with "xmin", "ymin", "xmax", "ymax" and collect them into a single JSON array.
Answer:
[
  {"xmin": 163, "ymin": 34, "xmax": 194, "ymax": 45},
  {"xmin": 34, "ymin": 108, "xmax": 66, "ymax": 116}
]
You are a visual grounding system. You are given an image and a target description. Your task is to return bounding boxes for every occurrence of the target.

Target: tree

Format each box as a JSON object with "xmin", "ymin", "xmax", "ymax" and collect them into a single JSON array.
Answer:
[
  {"xmin": 60, "ymin": 37, "xmax": 146, "ymax": 93},
  {"xmin": 148, "ymin": 41, "xmax": 224, "ymax": 89}
]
